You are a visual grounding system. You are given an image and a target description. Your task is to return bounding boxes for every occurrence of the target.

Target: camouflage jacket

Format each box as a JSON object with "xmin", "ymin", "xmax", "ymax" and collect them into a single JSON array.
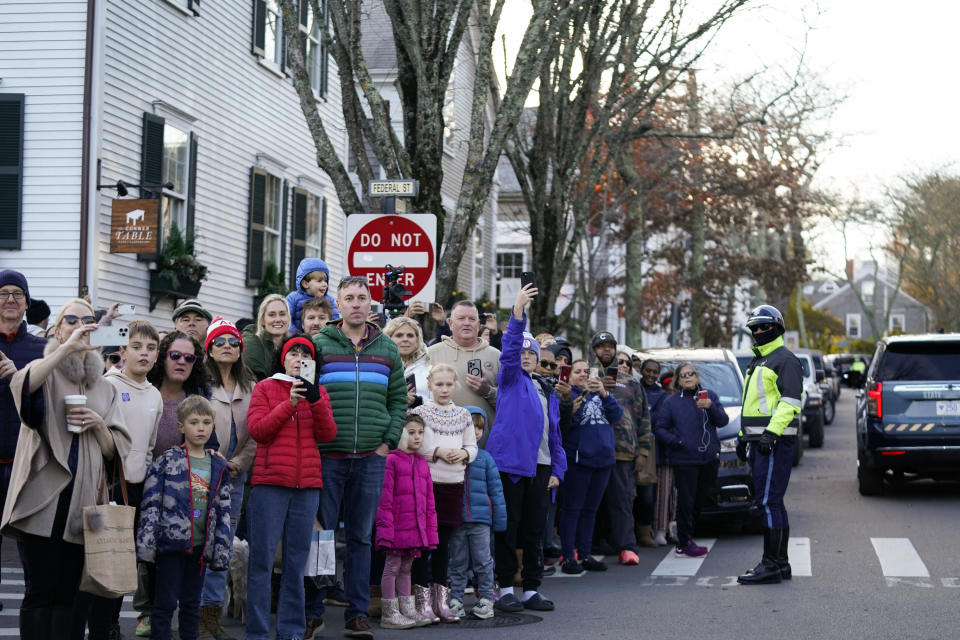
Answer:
[
  {"xmin": 136, "ymin": 446, "xmax": 233, "ymax": 570},
  {"xmin": 610, "ymin": 376, "xmax": 651, "ymax": 461}
]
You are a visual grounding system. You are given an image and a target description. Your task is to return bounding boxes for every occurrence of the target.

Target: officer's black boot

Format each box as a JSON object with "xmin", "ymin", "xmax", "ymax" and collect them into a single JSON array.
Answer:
[
  {"xmin": 778, "ymin": 526, "xmax": 791, "ymax": 579},
  {"xmin": 738, "ymin": 528, "xmax": 783, "ymax": 585}
]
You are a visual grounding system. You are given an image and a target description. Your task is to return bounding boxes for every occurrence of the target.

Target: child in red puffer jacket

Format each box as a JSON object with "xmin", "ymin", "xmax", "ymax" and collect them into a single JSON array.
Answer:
[{"xmin": 375, "ymin": 414, "xmax": 438, "ymax": 629}]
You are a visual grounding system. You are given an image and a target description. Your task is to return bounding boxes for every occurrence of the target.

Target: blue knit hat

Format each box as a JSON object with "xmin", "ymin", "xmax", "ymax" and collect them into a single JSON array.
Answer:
[
  {"xmin": 520, "ymin": 332, "xmax": 540, "ymax": 358},
  {"xmin": 0, "ymin": 270, "xmax": 29, "ymax": 302}
]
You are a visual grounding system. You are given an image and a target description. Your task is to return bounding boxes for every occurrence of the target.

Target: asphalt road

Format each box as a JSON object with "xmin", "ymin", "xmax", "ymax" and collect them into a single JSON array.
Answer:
[{"xmin": 3, "ymin": 390, "xmax": 958, "ymax": 639}]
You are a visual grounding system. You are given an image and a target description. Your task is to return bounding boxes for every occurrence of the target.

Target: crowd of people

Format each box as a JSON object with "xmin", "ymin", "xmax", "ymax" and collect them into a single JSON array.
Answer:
[{"xmin": 0, "ymin": 261, "xmax": 800, "ymax": 640}]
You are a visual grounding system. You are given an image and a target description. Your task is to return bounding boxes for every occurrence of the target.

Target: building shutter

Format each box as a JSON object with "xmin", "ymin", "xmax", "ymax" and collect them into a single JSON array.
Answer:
[
  {"xmin": 290, "ymin": 188, "xmax": 308, "ymax": 288},
  {"xmin": 320, "ymin": 0, "xmax": 328, "ymax": 96},
  {"xmin": 186, "ymin": 133, "xmax": 198, "ymax": 239},
  {"xmin": 140, "ymin": 112, "xmax": 165, "ymax": 199},
  {"xmin": 320, "ymin": 195, "xmax": 327, "ymax": 260},
  {"xmin": 252, "ymin": 0, "xmax": 267, "ymax": 56},
  {"xmin": 279, "ymin": 179, "xmax": 289, "ymax": 275},
  {"xmin": 298, "ymin": 0, "xmax": 309, "ymax": 26},
  {"xmin": 188, "ymin": 0, "xmax": 200, "ymax": 15},
  {"xmin": 247, "ymin": 168, "xmax": 267, "ymax": 286},
  {"xmin": 0, "ymin": 94, "xmax": 24, "ymax": 250}
]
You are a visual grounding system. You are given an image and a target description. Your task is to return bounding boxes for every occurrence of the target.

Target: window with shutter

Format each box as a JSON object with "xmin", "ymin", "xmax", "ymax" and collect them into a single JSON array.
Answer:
[
  {"xmin": 252, "ymin": 0, "xmax": 267, "ymax": 56},
  {"xmin": 247, "ymin": 168, "xmax": 268, "ymax": 286},
  {"xmin": 300, "ymin": 0, "xmax": 328, "ymax": 96},
  {"xmin": 0, "ymin": 94, "xmax": 24, "ymax": 250},
  {"xmin": 140, "ymin": 112, "xmax": 165, "ymax": 199},
  {"xmin": 252, "ymin": 0, "xmax": 283, "ymax": 69},
  {"xmin": 290, "ymin": 188, "xmax": 308, "ymax": 288},
  {"xmin": 140, "ymin": 112, "xmax": 196, "ymax": 244}
]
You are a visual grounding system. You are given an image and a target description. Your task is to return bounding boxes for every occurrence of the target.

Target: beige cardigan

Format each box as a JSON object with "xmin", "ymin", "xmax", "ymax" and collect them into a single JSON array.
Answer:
[
  {"xmin": 2, "ymin": 341, "xmax": 132, "ymax": 544},
  {"xmin": 210, "ymin": 383, "xmax": 257, "ymax": 473}
]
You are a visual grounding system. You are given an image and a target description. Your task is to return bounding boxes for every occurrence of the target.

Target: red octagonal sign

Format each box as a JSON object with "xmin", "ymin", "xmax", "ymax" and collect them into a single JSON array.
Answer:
[{"xmin": 346, "ymin": 214, "xmax": 437, "ymax": 302}]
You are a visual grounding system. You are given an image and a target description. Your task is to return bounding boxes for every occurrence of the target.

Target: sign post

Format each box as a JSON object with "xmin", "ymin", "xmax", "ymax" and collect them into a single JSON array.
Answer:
[{"xmin": 345, "ymin": 214, "xmax": 437, "ymax": 303}]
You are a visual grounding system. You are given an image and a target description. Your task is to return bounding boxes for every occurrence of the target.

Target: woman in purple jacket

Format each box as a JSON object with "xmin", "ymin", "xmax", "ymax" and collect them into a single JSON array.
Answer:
[
  {"xmin": 485, "ymin": 285, "xmax": 566, "ymax": 614},
  {"xmin": 653, "ymin": 361, "xmax": 728, "ymax": 559}
]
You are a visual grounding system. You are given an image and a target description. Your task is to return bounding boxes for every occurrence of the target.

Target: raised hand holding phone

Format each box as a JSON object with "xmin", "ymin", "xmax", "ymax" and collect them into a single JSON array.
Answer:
[{"xmin": 513, "ymin": 283, "xmax": 538, "ymax": 319}]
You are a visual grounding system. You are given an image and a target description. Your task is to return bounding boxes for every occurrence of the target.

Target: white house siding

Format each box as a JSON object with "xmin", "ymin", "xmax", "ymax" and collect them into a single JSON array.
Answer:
[
  {"xmin": 0, "ymin": 1, "xmax": 88, "ymax": 309},
  {"xmin": 94, "ymin": 0, "xmax": 346, "ymax": 328}
]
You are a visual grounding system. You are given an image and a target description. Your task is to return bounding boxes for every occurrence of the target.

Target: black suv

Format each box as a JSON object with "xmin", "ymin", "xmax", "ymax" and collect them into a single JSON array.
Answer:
[{"xmin": 856, "ymin": 334, "xmax": 960, "ymax": 495}]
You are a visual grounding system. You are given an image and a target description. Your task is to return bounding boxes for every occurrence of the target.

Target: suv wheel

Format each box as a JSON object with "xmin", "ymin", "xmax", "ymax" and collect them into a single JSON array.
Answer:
[
  {"xmin": 823, "ymin": 399, "xmax": 835, "ymax": 425},
  {"xmin": 808, "ymin": 409, "xmax": 825, "ymax": 448},
  {"xmin": 858, "ymin": 465, "xmax": 884, "ymax": 496}
]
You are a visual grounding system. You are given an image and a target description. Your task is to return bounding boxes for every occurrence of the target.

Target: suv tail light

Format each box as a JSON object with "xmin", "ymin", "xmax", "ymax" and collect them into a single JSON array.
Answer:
[{"xmin": 867, "ymin": 381, "xmax": 883, "ymax": 419}]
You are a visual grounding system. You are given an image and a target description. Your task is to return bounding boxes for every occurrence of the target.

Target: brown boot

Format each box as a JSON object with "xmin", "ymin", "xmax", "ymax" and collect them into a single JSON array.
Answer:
[
  {"xmin": 636, "ymin": 524, "xmax": 659, "ymax": 548},
  {"xmin": 199, "ymin": 605, "xmax": 236, "ymax": 640},
  {"xmin": 368, "ymin": 585, "xmax": 382, "ymax": 618}
]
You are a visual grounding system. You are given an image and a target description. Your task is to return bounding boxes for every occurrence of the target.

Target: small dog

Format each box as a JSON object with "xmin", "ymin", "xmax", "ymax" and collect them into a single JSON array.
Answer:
[{"xmin": 227, "ymin": 537, "xmax": 249, "ymax": 624}]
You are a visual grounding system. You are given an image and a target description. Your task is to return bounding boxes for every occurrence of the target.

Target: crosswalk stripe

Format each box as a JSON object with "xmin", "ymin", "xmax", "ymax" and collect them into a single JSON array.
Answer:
[
  {"xmin": 871, "ymin": 537, "xmax": 930, "ymax": 577},
  {"xmin": 651, "ymin": 539, "xmax": 717, "ymax": 576},
  {"xmin": 788, "ymin": 537, "xmax": 812, "ymax": 577}
]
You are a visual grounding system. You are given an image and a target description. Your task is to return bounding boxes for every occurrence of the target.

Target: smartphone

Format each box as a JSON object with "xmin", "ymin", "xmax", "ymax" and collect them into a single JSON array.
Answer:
[
  {"xmin": 558, "ymin": 364, "xmax": 572, "ymax": 383},
  {"xmin": 90, "ymin": 324, "xmax": 129, "ymax": 347},
  {"xmin": 605, "ymin": 365, "xmax": 619, "ymax": 379},
  {"xmin": 370, "ymin": 302, "xmax": 380, "ymax": 313},
  {"xmin": 589, "ymin": 367, "xmax": 599, "ymax": 378},
  {"xmin": 405, "ymin": 373, "xmax": 417, "ymax": 389},
  {"xmin": 299, "ymin": 358, "xmax": 316, "ymax": 384},
  {"xmin": 467, "ymin": 358, "xmax": 482, "ymax": 378},
  {"xmin": 697, "ymin": 390, "xmax": 708, "ymax": 401},
  {"xmin": 116, "ymin": 303, "xmax": 136, "ymax": 316},
  {"xmin": 520, "ymin": 271, "xmax": 537, "ymax": 290}
]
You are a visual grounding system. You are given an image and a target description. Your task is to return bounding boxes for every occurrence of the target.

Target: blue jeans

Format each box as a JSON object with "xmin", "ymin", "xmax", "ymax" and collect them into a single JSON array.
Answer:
[
  {"xmin": 305, "ymin": 453, "xmax": 386, "ymax": 623},
  {"xmin": 558, "ymin": 462, "xmax": 612, "ymax": 559},
  {"xmin": 448, "ymin": 522, "xmax": 495, "ymax": 601},
  {"xmin": 245, "ymin": 485, "xmax": 320, "ymax": 640},
  {"xmin": 200, "ymin": 473, "xmax": 246, "ymax": 607}
]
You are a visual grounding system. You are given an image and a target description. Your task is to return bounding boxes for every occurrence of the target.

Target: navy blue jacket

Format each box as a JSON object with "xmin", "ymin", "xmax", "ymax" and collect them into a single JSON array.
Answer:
[
  {"xmin": 486, "ymin": 315, "xmax": 566, "ymax": 481},
  {"xmin": 0, "ymin": 323, "xmax": 46, "ymax": 459},
  {"xmin": 461, "ymin": 449, "xmax": 507, "ymax": 531},
  {"xmin": 643, "ymin": 382, "xmax": 668, "ymax": 419},
  {"xmin": 560, "ymin": 387, "xmax": 622, "ymax": 468},
  {"xmin": 653, "ymin": 388, "xmax": 728, "ymax": 466}
]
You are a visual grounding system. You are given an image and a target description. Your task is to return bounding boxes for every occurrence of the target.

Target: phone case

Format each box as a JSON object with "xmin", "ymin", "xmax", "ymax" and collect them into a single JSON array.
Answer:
[
  {"xmin": 299, "ymin": 359, "xmax": 316, "ymax": 384},
  {"xmin": 558, "ymin": 364, "xmax": 571, "ymax": 383},
  {"xmin": 521, "ymin": 271, "xmax": 537, "ymax": 289},
  {"xmin": 467, "ymin": 358, "xmax": 482, "ymax": 377},
  {"xmin": 90, "ymin": 324, "xmax": 129, "ymax": 347}
]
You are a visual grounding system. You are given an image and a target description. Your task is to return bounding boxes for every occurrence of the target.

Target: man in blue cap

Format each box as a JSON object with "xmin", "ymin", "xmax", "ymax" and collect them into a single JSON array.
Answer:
[{"xmin": 0, "ymin": 270, "xmax": 47, "ymax": 603}]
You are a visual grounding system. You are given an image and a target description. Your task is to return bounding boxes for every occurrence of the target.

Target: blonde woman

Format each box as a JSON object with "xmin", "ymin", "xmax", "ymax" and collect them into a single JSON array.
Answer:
[
  {"xmin": 384, "ymin": 316, "xmax": 432, "ymax": 406},
  {"xmin": 242, "ymin": 293, "xmax": 291, "ymax": 381},
  {"xmin": 4, "ymin": 298, "xmax": 132, "ymax": 638}
]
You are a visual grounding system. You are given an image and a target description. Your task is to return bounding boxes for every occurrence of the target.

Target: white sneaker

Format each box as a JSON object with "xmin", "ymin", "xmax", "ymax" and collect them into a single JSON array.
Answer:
[
  {"xmin": 471, "ymin": 598, "xmax": 494, "ymax": 620},
  {"xmin": 449, "ymin": 597, "xmax": 466, "ymax": 619},
  {"xmin": 653, "ymin": 530, "xmax": 668, "ymax": 546},
  {"xmin": 667, "ymin": 520, "xmax": 678, "ymax": 543}
]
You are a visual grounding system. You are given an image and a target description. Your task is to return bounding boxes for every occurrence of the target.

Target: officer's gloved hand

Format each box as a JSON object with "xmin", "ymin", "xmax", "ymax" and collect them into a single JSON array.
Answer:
[
  {"xmin": 297, "ymin": 376, "xmax": 321, "ymax": 404},
  {"xmin": 757, "ymin": 429, "xmax": 778, "ymax": 456},
  {"xmin": 736, "ymin": 438, "xmax": 747, "ymax": 462}
]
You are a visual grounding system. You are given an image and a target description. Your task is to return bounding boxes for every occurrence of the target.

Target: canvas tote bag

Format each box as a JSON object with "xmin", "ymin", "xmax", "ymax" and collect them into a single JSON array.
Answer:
[{"xmin": 79, "ymin": 460, "xmax": 138, "ymax": 597}]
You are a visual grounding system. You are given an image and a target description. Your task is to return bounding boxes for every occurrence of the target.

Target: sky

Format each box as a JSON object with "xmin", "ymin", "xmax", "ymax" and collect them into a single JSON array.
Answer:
[{"xmin": 494, "ymin": 1, "xmax": 960, "ymax": 274}]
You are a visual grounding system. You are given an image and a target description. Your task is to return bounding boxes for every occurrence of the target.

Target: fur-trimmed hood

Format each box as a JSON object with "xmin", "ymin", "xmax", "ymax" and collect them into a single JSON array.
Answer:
[{"xmin": 44, "ymin": 338, "xmax": 103, "ymax": 387}]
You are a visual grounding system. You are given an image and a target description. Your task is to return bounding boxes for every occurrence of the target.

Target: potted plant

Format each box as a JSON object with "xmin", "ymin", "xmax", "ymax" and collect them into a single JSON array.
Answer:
[
  {"xmin": 252, "ymin": 260, "xmax": 287, "ymax": 316},
  {"xmin": 149, "ymin": 222, "xmax": 208, "ymax": 310}
]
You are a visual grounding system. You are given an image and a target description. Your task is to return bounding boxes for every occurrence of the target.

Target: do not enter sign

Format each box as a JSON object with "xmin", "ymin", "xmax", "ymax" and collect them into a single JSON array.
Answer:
[{"xmin": 345, "ymin": 214, "xmax": 437, "ymax": 303}]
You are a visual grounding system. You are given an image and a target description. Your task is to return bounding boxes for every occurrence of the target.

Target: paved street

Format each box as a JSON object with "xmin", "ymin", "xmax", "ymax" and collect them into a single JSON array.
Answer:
[{"xmin": 2, "ymin": 391, "xmax": 957, "ymax": 638}]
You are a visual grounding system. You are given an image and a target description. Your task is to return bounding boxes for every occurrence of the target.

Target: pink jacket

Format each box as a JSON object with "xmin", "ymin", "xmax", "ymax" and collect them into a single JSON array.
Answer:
[{"xmin": 375, "ymin": 449, "xmax": 438, "ymax": 552}]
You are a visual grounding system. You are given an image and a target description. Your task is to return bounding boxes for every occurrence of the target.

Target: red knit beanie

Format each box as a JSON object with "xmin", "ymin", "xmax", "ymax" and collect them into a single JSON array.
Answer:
[
  {"xmin": 280, "ymin": 336, "xmax": 315, "ymax": 363},
  {"xmin": 205, "ymin": 316, "xmax": 243, "ymax": 353}
]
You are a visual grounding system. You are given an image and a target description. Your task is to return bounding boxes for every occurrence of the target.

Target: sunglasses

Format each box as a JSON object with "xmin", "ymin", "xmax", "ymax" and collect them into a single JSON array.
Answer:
[
  {"xmin": 617, "ymin": 359, "xmax": 631, "ymax": 366},
  {"xmin": 63, "ymin": 314, "xmax": 96, "ymax": 326},
  {"xmin": 540, "ymin": 360, "xmax": 558, "ymax": 369},
  {"xmin": 167, "ymin": 350, "xmax": 197, "ymax": 364},
  {"xmin": 751, "ymin": 323, "xmax": 773, "ymax": 333},
  {"xmin": 678, "ymin": 371, "xmax": 697, "ymax": 379},
  {"xmin": 105, "ymin": 354, "xmax": 121, "ymax": 364},
  {"xmin": 211, "ymin": 336, "xmax": 241, "ymax": 349}
]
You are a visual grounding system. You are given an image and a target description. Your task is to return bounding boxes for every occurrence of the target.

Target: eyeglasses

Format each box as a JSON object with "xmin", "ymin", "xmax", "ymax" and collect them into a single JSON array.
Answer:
[
  {"xmin": 540, "ymin": 360, "xmax": 558, "ymax": 370},
  {"xmin": 0, "ymin": 291, "xmax": 25, "ymax": 301},
  {"xmin": 678, "ymin": 371, "xmax": 697, "ymax": 379},
  {"xmin": 167, "ymin": 350, "xmax": 197, "ymax": 364},
  {"xmin": 617, "ymin": 359, "xmax": 631, "ymax": 366},
  {"xmin": 104, "ymin": 354, "xmax": 121, "ymax": 364},
  {"xmin": 211, "ymin": 336, "xmax": 241, "ymax": 349},
  {"xmin": 63, "ymin": 314, "xmax": 96, "ymax": 325}
]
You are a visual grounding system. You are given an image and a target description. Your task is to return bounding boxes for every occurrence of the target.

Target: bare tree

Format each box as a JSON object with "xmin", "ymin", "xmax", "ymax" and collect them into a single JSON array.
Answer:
[{"xmin": 278, "ymin": 0, "xmax": 583, "ymax": 303}]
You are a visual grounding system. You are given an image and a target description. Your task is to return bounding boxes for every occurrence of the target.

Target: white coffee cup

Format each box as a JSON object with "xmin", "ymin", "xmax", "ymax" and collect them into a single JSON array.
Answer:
[{"xmin": 64, "ymin": 395, "xmax": 87, "ymax": 433}]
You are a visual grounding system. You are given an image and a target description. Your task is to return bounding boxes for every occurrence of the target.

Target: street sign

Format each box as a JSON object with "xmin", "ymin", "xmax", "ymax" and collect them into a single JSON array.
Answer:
[
  {"xmin": 368, "ymin": 180, "xmax": 419, "ymax": 197},
  {"xmin": 345, "ymin": 214, "xmax": 436, "ymax": 303}
]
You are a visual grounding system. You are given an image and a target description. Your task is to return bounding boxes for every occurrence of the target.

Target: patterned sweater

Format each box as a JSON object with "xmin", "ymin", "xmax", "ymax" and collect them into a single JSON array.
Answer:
[{"xmin": 412, "ymin": 403, "xmax": 477, "ymax": 484}]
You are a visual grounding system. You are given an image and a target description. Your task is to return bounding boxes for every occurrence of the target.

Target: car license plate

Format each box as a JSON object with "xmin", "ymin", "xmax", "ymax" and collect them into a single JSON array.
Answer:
[{"xmin": 936, "ymin": 400, "xmax": 960, "ymax": 416}]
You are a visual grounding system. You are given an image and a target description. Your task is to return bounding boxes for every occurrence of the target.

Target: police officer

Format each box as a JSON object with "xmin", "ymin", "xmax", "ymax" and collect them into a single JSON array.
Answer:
[{"xmin": 736, "ymin": 305, "xmax": 802, "ymax": 585}]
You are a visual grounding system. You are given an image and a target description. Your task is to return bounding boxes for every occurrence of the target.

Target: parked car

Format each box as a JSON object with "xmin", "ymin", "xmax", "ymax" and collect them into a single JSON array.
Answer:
[
  {"xmin": 634, "ymin": 347, "xmax": 761, "ymax": 531},
  {"xmin": 820, "ymin": 353, "xmax": 842, "ymax": 406},
  {"xmin": 796, "ymin": 348, "xmax": 837, "ymax": 427},
  {"xmin": 794, "ymin": 351, "xmax": 825, "ymax": 448},
  {"xmin": 856, "ymin": 333, "xmax": 960, "ymax": 495}
]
